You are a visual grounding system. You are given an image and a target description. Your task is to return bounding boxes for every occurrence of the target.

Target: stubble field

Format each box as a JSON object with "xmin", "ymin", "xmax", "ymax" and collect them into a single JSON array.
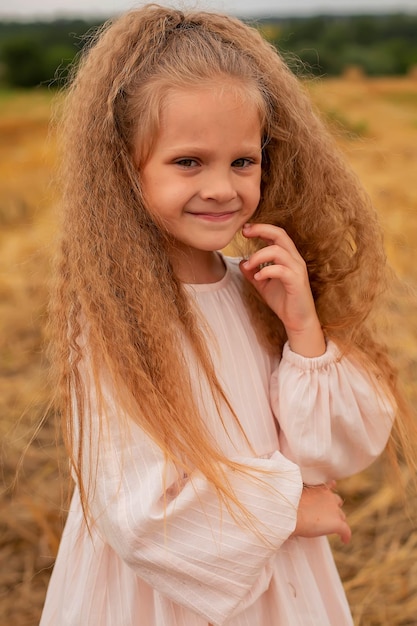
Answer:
[{"xmin": 0, "ymin": 76, "xmax": 416, "ymax": 625}]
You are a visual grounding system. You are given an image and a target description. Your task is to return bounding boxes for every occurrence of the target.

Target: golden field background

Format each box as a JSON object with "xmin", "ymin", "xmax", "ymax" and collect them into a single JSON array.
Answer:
[{"xmin": 1, "ymin": 77, "xmax": 416, "ymax": 625}]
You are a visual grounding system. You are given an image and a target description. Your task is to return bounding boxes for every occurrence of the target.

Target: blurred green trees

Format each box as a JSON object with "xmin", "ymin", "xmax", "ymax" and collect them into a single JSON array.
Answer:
[
  {"xmin": 257, "ymin": 13, "xmax": 417, "ymax": 76},
  {"xmin": 0, "ymin": 19, "xmax": 101, "ymax": 88},
  {"xmin": 0, "ymin": 13, "xmax": 416, "ymax": 88}
]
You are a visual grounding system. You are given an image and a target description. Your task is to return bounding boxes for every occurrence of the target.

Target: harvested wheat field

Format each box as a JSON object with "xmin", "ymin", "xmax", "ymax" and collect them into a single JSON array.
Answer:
[{"xmin": 1, "ymin": 76, "xmax": 416, "ymax": 626}]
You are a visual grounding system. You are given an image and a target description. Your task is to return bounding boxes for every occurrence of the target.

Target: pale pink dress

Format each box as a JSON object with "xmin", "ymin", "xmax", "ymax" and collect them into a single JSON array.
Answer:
[{"xmin": 40, "ymin": 256, "xmax": 393, "ymax": 626}]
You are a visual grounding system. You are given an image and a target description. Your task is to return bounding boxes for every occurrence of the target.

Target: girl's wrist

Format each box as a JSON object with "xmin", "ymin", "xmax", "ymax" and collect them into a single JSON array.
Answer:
[{"xmin": 286, "ymin": 321, "xmax": 326, "ymax": 358}]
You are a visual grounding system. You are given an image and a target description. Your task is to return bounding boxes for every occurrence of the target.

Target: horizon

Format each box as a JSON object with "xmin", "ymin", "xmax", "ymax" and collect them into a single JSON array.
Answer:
[
  {"xmin": 0, "ymin": 0, "xmax": 416, "ymax": 22},
  {"xmin": 1, "ymin": 8, "xmax": 416, "ymax": 22}
]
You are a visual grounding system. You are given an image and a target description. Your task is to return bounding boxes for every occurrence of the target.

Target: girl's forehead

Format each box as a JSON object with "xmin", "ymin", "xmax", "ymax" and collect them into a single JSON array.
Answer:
[
  {"xmin": 157, "ymin": 86, "xmax": 263, "ymax": 136},
  {"xmin": 159, "ymin": 82, "xmax": 265, "ymax": 122},
  {"xmin": 133, "ymin": 80, "xmax": 266, "ymax": 165},
  {"xmin": 163, "ymin": 85, "xmax": 240, "ymax": 108}
]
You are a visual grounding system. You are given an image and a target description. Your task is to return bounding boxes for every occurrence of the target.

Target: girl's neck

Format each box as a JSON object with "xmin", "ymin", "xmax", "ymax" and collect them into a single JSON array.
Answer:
[{"xmin": 170, "ymin": 248, "xmax": 226, "ymax": 284}]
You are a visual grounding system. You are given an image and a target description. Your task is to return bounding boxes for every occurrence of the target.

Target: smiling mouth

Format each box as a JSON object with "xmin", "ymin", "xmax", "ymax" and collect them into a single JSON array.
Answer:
[{"xmin": 188, "ymin": 211, "xmax": 238, "ymax": 221}]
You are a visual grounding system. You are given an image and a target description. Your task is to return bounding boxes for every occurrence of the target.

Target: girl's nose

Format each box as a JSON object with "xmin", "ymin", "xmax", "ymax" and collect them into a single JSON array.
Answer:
[{"xmin": 199, "ymin": 170, "xmax": 238, "ymax": 203}]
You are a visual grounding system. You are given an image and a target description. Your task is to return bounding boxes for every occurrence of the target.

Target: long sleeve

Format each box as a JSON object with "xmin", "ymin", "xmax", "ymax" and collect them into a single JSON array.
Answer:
[
  {"xmin": 271, "ymin": 340, "xmax": 395, "ymax": 484},
  {"xmin": 75, "ymin": 372, "xmax": 302, "ymax": 625},
  {"xmin": 41, "ymin": 261, "xmax": 358, "ymax": 626}
]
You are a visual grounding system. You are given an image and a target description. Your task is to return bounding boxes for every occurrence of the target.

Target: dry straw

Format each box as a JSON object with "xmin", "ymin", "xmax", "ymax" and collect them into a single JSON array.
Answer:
[{"xmin": 1, "ymin": 78, "xmax": 417, "ymax": 625}]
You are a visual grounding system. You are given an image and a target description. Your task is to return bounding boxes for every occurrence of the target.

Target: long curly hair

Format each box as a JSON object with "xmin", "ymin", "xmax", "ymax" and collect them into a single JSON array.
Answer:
[{"xmin": 50, "ymin": 4, "xmax": 415, "ymax": 524}]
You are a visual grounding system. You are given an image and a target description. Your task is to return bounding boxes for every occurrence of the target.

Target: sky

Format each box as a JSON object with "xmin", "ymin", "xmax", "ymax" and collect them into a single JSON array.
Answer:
[{"xmin": 0, "ymin": 0, "xmax": 416, "ymax": 20}]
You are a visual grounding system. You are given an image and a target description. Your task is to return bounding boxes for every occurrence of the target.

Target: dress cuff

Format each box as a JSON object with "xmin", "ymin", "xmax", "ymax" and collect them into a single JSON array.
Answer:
[{"xmin": 281, "ymin": 339, "xmax": 341, "ymax": 371}]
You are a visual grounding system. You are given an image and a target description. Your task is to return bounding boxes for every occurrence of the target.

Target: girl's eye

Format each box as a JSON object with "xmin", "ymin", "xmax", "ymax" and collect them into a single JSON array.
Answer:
[
  {"xmin": 175, "ymin": 158, "xmax": 198, "ymax": 168},
  {"xmin": 232, "ymin": 158, "xmax": 252, "ymax": 168}
]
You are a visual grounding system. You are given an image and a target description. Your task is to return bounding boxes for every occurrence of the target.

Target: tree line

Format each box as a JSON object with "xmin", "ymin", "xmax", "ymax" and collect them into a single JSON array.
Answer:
[
  {"xmin": 259, "ymin": 13, "xmax": 417, "ymax": 77},
  {"xmin": 0, "ymin": 13, "xmax": 416, "ymax": 88}
]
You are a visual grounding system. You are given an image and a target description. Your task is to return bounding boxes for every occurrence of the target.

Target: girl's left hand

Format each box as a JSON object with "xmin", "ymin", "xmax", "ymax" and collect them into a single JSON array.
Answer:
[{"xmin": 240, "ymin": 223, "xmax": 326, "ymax": 357}]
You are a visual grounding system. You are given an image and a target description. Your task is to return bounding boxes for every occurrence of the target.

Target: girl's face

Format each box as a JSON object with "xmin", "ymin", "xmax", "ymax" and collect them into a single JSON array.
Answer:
[{"xmin": 139, "ymin": 85, "xmax": 262, "ymax": 281}]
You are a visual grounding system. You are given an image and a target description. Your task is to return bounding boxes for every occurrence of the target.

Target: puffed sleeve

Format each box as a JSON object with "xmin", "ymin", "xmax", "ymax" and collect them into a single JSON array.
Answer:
[
  {"xmin": 270, "ymin": 340, "xmax": 395, "ymax": 485},
  {"xmin": 75, "ymin": 367, "xmax": 302, "ymax": 625}
]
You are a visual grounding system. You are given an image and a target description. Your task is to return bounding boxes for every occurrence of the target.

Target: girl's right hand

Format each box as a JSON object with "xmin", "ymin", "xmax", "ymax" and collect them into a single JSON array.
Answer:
[
  {"xmin": 292, "ymin": 482, "xmax": 351, "ymax": 544},
  {"xmin": 240, "ymin": 223, "xmax": 326, "ymax": 357}
]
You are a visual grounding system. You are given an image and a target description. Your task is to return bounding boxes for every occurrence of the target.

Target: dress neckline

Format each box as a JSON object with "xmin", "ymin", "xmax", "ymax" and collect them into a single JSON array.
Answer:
[{"xmin": 184, "ymin": 255, "xmax": 236, "ymax": 293}]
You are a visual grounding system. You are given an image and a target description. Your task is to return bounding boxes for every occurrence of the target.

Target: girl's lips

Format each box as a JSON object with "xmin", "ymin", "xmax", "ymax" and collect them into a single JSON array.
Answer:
[{"xmin": 188, "ymin": 211, "xmax": 238, "ymax": 222}]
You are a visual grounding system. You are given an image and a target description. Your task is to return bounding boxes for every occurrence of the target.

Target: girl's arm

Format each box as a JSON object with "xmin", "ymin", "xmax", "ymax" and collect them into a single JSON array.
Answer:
[
  {"xmin": 240, "ymin": 222, "xmax": 394, "ymax": 484},
  {"xmin": 240, "ymin": 222, "xmax": 326, "ymax": 358},
  {"xmin": 270, "ymin": 341, "xmax": 394, "ymax": 484},
  {"xmin": 75, "ymin": 367, "xmax": 302, "ymax": 625},
  {"xmin": 293, "ymin": 482, "xmax": 351, "ymax": 544}
]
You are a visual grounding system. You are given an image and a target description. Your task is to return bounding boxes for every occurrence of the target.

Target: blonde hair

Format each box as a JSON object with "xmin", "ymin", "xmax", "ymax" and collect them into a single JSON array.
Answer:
[{"xmin": 50, "ymin": 4, "xmax": 416, "ymax": 525}]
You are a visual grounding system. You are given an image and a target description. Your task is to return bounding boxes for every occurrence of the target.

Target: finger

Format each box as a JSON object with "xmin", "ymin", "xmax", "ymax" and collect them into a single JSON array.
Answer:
[
  {"xmin": 333, "ymin": 492, "xmax": 344, "ymax": 508},
  {"xmin": 240, "ymin": 256, "xmax": 289, "ymax": 285},
  {"xmin": 241, "ymin": 253, "xmax": 301, "ymax": 287},
  {"xmin": 252, "ymin": 263, "xmax": 292, "ymax": 284},
  {"xmin": 339, "ymin": 522, "xmax": 352, "ymax": 545},
  {"xmin": 239, "ymin": 258, "xmax": 261, "ymax": 285},
  {"xmin": 243, "ymin": 245, "xmax": 299, "ymax": 274},
  {"xmin": 242, "ymin": 223, "xmax": 301, "ymax": 257}
]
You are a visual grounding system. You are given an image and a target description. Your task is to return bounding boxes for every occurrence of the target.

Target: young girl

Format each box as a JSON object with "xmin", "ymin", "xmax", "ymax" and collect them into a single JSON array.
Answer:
[{"xmin": 41, "ymin": 5, "xmax": 414, "ymax": 625}]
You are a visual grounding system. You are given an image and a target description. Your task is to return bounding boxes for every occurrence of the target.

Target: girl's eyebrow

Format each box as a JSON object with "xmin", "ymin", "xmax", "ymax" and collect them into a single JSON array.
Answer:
[{"xmin": 164, "ymin": 144, "xmax": 262, "ymax": 157}]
